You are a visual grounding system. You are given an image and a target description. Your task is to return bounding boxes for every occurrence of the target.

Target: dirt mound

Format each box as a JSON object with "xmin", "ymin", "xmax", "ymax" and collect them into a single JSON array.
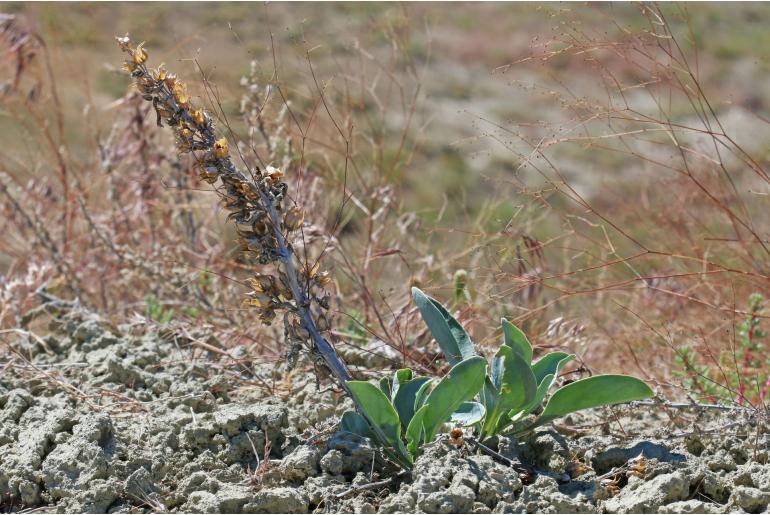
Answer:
[{"xmin": 1, "ymin": 306, "xmax": 767, "ymax": 513}]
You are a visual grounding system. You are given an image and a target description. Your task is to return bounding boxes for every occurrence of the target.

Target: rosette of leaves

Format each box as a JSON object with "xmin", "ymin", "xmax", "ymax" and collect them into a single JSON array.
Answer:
[
  {"xmin": 339, "ymin": 289, "xmax": 652, "ymax": 469},
  {"xmin": 410, "ymin": 287, "xmax": 654, "ymax": 440}
]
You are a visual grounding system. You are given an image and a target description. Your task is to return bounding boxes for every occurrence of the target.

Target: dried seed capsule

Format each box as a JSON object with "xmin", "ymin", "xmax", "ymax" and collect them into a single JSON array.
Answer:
[
  {"xmin": 248, "ymin": 274, "xmax": 276, "ymax": 293},
  {"xmin": 199, "ymin": 166, "xmax": 218, "ymax": 184},
  {"xmin": 284, "ymin": 206, "xmax": 304, "ymax": 231},
  {"xmin": 316, "ymin": 271, "xmax": 332, "ymax": 287}
]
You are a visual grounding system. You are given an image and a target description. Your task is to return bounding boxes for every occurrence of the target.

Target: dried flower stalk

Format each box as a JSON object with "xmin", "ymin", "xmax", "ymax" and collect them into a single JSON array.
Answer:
[{"xmin": 115, "ymin": 35, "xmax": 352, "ymax": 385}]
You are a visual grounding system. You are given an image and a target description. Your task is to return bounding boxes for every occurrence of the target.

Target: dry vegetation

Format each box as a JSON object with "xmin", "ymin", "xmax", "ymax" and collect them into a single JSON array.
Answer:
[{"xmin": 2, "ymin": 3, "xmax": 770, "ymax": 413}]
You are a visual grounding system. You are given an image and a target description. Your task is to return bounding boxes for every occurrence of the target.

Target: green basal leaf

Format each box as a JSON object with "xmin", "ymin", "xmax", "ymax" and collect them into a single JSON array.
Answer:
[
  {"xmin": 347, "ymin": 381, "xmax": 412, "ymax": 466},
  {"xmin": 480, "ymin": 376, "xmax": 499, "ymax": 419},
  {"xmin": 537, "ymin": 375, "xmax": 654, "ymax": 425},
  {"xmin": 483, "ymin": 345, "xmax": 537, "ymax": 435},
  {"xmin": 412, "ymin": 287, "xmax": 475, "ymax": 366},
  {"xmin": 414, "ymin": 376, "xmax": 434, "ymax": 410},
  {"xmin": 490, "ymin": 354, "xmax": 505, "ymax": 390},
  {"xmin": 501, "ymin": 318, "xmax": 533, "ymax": 364},
  {"xmin": 392, "ymin": 368, "xmax": 414, "ymax": 400},
  {"xmin": 422, "ymin": 356, "xmax": 487, "ymax": 442},
  {"xmin": 531, "ymin": 352, "xmax": 575, "ymax": 384},
  {"xmin": 340, "ymin": 410, "xmax": 375, "ymax": 440},
  {"xmin": 379, "ymin": 377, "xmax": 392, "ymax": 397},
  {"xmin": 393, "ymin": 376, "xmax": 431, "ymax": 429},
  {"xmin": 497, "ymin": 346, "xmax": 537, "ymax": 413},
  {"xmin": 450, "ymin": 401, "xmax": 486, "ymax": 426},
  {"xmin": 347, "ymin": 381, "xmax": 403, "ymax": 444},
  {"xmin": 520, "ymin": 372, "xmax": 555, "ymax": 418},
  {"xmin": 427, "ymin": 297, "xmax": 476, "ymax": 362},
  {"xmin": 406, "ymin": 404, "xmax": 429, "ymax": 458}
]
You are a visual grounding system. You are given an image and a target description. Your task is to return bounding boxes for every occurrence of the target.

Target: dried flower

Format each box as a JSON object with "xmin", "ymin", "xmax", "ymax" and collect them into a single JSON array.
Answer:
[
  {"xmin": 266, "ymin": 165, "xmax": 284, "ymax": 184},
  {"xmin": 152, "ymin": 64, "xmax": 167, "ymax": 81},
  {"xmin": 213, "ymin": 137, "xmax": 229, "ymax": 158},
  {"xmin": 192, "ymin": 109, "xmax": 206, "ymax": 126},
  {"xmin": 173, "ymin": 81, "xmax": 189, "ymax": 105},
  {"xmin": 133, "ymin": 42, "xmax": 148, "ymax": 65},
  {"xmin": 115, "ymin": 33, "xmax": 132, "ymax": 51}
]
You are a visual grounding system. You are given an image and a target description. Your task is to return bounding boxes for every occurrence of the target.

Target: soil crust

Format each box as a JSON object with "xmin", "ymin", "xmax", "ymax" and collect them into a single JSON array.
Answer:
[{"xmin": 1, "ymin": 307, "xmax": 767, "ymax": 513}]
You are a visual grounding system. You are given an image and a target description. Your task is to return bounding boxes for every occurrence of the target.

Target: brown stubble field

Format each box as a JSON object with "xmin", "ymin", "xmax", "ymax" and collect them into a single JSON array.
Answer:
[{"xmin": 2, "ymin": 2, "xmax": 770, "ymax": 406}]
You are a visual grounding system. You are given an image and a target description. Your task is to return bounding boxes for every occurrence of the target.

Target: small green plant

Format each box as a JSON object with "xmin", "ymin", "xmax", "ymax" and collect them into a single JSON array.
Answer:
[
  {"xmin": 340, "ymin": 288, "xmax": 654, "ymax": 468},
  {"xmin": 145, "ymin": 294, "xmax": 174, "ymax": 324},
  {"xmin": 675, "ymin": 293, "xmax": 769, "ymax": 406}
]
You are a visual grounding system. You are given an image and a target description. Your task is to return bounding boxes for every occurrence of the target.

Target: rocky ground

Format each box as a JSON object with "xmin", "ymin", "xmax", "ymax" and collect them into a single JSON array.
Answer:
[{"xmin": 1, "ymin": 302, "xmax": 768, "ymax": 514}]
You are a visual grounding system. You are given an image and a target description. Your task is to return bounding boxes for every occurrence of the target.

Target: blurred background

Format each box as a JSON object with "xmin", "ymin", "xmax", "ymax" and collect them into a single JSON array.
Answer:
[{"xmin": 1, "ymin": 2, "xmax": 769, "ymax": 406}]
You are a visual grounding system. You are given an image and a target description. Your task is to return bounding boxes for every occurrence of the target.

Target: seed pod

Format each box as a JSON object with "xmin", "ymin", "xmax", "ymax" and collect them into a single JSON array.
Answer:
[
  {"xmin": 284, "ymin": 206, "xmax": 304, "ymax": 231},
  {"xmin": 253, "ymin": 219, "xmax": 269, "ymax": 236},
  {"xmin": 316, "ymin": 271, "xmax": 332, "ymax": 287},
  {"xmin": 316, "ymin": 315, "xmax": 330, "ymax": 331},
  {"xmin": 259, "ymin": 310, "xmax": 276, "ymax": 325},
  {"xmin": 199, "ymin": 166, "xmax": 219, "ymax": 184},
  {"xmin": 245, "ymin": 291, "xmax": 272, "ymax": 308},
  {"xmin": 248, "ymin": 274, "xmax": 276, "ymax": 294}
]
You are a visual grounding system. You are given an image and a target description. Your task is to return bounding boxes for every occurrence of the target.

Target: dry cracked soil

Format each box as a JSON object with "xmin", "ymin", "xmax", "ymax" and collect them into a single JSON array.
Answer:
[{"xmin": 1, "ymin": 304, "xmax": 769, "ymax": 514}]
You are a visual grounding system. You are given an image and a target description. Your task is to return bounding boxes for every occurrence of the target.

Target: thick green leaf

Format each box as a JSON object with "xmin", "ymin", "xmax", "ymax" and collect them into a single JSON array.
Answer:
[
  {"xmin": 406, "ymin": 404, "xmax": 429, "ymax": 458},
  {"xmin": 501, "ymin": 318, "xmax": 533, "ymax": 363},
  {"xmin": 497, "ymin": 346, "xmax": 537, "ymax": 413},
  {"xmin": 427, "ymin": 297, "xmax": 476, "ymax": 362},
  {"xmin": 524, "ymin": 372, "xmax": 555, "ymax": 416},
  {"xmin": 393, "ymin": 376, "xmax": 431, "ymax": 429},
  {"xmin": 489, "ymin": 354, "xmax": 505, "ymax": 390},
  {"xmin": 422, "ymin": 356, "xmax": 487, "ymax": 442},
  {"xmin": 414, "ymin": 378, "xmax": 434, "ymax": 410},
  {"xmin": 481, "ymin": 376, "xmax": 499, "ymax": 414},
  {"xmin": 531, "ymin": 352, "xmax": 575, "ymax": 384},
  {"xmin": 412, "ymin": 287, "xmax": 475, "ymax": 366},
  {"xmin": 379, "ymin": 377, "xmax": 391, "ymax": 397},
  {"xmin": 391, "ymin": 368, "xmax": 413, "ymax": 399},
  {"xmin": 538, "ymin": 375, "xmax": 654, "ymax": 424},
  {"xmin": 340, "ymin": 410, "xmax": 375, "ymax": 440},
  {"xmin": 450, "ymin": 401, "xmax": 486, "ymax": 426},
  {"xmin": 483, "ymin": 346, "xmax": 537, "ymax": 435},
  {"xmin": 347, "ymin": 381, "xmax": 403, "ymax": 445}
]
